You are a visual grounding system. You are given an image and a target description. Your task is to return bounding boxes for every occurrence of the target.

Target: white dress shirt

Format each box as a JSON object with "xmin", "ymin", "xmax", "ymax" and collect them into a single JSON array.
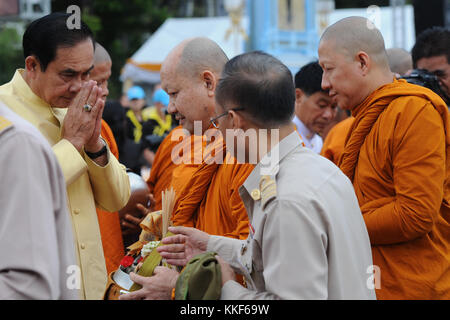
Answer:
[{"xmin": 292, "ymin": 115, "xmax": 323, "ymax": 153}]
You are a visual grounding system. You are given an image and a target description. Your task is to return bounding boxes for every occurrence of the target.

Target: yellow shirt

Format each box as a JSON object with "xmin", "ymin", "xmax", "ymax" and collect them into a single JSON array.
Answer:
[{"xmin": 0, "ymin": 70, "xmax": 131, "ymax": 300}]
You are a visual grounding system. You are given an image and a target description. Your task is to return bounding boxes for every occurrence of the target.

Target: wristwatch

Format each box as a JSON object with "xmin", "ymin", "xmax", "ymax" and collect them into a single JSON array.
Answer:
[{"xmin": 85, "ymin": 139, "xmax": 108, "ymax": 159}]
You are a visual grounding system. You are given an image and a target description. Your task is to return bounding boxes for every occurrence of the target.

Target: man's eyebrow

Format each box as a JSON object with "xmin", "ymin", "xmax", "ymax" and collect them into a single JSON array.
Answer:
[
  {"xmin": 60, "ymin": 68, "xmax": 77, "ymax": 74},
  {"xmin": 60, "ymin": 65, "xmax": 94, "ymax": 74},
  {"xmin": 85, "ymin": 65, "xmax": 94, "ymax": 74}
]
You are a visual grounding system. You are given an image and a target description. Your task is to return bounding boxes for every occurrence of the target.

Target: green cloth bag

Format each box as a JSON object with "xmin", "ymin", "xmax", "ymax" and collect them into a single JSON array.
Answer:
[{"xmin": 175, "ymin": 251, "xmax": 222, "ymax": 300}]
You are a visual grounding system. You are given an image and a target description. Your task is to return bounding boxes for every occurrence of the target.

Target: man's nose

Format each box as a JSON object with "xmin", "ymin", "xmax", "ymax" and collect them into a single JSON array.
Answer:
[
  {"xmin": 69, "ymin": 77, "xmax": 84, "ymax": 93},
  {"xmin": 167, "ymin": 100, "xmax": 177, "ymax": 114},
  {"xmin": 321, "ymin": 107, "xmax": 334, "ymax": 120},
  {"xmin": 321, "ymin": 76, "xmax": 330, "ymax": 91}
]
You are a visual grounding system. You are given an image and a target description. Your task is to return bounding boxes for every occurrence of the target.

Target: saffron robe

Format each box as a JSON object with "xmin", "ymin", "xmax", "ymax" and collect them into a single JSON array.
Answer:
[
  {"xmin": 147, "ymin": 126, "xmax": 204, "ymax": 210},
  {"xmin": 339, "ymin": 79, "xmax": 450, "ymax": 299},
  {"xmin": 172, "ymin": 134, "xmax": 253, "ymax": 240},
  {"xmin": 320, "ymin": 117, "xmax": 355, "ymax": 165},
  {"xmin": 97, "ymin": 119, "xmax": 125, "ymax": 274}
]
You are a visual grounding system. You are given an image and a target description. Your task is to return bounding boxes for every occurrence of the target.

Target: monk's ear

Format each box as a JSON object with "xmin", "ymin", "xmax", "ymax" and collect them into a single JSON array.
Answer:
[
  {"xmin": 202, "ymin": 70, "xmax": 217, "ymax": 97},
  {"xmin": 356, "ymin": 51, "xmax": 370, "ymax": 75},
  {"xmin": 25, "ymin": 56, "xmax": 41, "ymax": 79}
]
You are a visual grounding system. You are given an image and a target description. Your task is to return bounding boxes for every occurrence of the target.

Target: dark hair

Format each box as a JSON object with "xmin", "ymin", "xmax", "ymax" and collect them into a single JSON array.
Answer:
[
  {"xmin": 215, "ymin": 51, "xmax": 295, "ymax": 127},
  {"xmin": 23, "ymin": 12, "xmax": 94, "ymax": 71},
  {"xmin": 411, "ymin": 26, "xmax": 450, "ymax": 67},
  {"xmin": 294, "ymin": 61, "xmax": 325, "ymax": 95}
]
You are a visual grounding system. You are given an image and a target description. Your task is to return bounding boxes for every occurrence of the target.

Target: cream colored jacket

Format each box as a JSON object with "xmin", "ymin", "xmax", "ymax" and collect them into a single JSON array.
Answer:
[{"xmin": 0, "ymin": 70, "xmax": 130, "ymax": 300}]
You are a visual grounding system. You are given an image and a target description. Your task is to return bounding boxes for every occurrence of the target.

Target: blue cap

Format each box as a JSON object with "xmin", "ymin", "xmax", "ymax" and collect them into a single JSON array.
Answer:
[
  {"xmin": 152, "ymin": 88, "xmax": 170, "ymax": 107},
  {"xmin": 127, "ymin": 86, "xmax": 145, "ymax": 100}
]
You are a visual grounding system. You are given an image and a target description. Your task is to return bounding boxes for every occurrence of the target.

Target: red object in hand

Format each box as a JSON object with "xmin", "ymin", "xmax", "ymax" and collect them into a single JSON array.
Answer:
[{"xmin": 120, "ymin": 256, "xmax": 134, "ymax": 268}]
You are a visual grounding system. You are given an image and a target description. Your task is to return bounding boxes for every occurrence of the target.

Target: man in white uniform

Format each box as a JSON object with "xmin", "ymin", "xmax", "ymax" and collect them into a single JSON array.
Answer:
[
  {"xmin": 0, "ymin": 103, "xmax": 78, "ymax": 299},
  {"xmin": 157, "ymin": 52, "xmax": 376, "ymax": 300}
]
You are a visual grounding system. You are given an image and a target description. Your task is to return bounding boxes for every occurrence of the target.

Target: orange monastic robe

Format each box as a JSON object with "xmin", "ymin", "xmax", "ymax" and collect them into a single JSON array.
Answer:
[
  {"xmin": 147, "ymin": 126, "xmax": 182, "ymax": 211},
  {"xmin": 320, "ymin": 117, "xmax": 355, "ymax": 165},
  {"xmin": 172, "ymin": 135, "xmax": 253, "ymax": 240},
  {"xmin": 98, "ymin": 119, "xmax": 125, "ymax": 274},
  {"xmin": 194, "ymin": 159, "xmax": 253, "ymax": 239},
  {"xmin": 147, "ymin": 126, "xmax": 204, "ymax": 210},
  {"xmin": 339, "ymin": 79, "xmax": 450, "ymax": 299}
]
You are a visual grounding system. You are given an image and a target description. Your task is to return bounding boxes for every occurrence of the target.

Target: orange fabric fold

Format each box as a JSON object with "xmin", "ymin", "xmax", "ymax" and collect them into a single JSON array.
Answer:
[
  {"xmin": 194, "ymin": 156, "xmax": 254, "ymax": 239},
  {"xmin": 149, "ymin": 125, "xmax": 252, "ymax": 241},
  {"xmin": 172, "ymin": 135, "xmax": 227, "ymax": 228},
  {"xmin": 320, "ymin": 117, "xmax": 354, "ymax": 165},
  {"xmin": 340, "ymin": 79, "xmax": 450, "ymax": 299},
  {"xmin": 172, "ymin": 132, "xmax": 253, "ymax": 240},
  {"xmin": 97, "ymin": 120, "xmax": 125, "ymax": 274},
  {"xmin": 147, "ymin": 126, "xmax": 182, "ymax": 210},
  {"xmin": 101, "ymin": 119, "xmax": 118, "ymax": 159},
  {"xmin": 147, "ymin": 126, "xmax": 205, "ymax": 210}
]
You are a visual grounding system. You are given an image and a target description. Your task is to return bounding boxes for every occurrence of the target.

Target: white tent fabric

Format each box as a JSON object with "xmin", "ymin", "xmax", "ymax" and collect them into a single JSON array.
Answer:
[
  {"xmin": 121, "ymin": 6, "xmax": 415, "ymax": 84},
  {"xmin": 120, "ymin": 16, "xmax": 249, "ymax": 84}
]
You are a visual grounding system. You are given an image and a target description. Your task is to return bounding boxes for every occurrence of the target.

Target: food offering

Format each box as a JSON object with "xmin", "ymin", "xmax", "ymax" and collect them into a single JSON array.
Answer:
[{"xmin": 103, "ymin": 188, "xmax": 177, "ymax": 299}]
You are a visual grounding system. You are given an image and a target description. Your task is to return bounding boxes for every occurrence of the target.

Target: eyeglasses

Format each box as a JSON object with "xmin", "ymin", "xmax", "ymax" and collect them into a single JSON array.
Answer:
[{"xmin": 210, "ymin": 107, "xmax": 244, "ymax": 129}]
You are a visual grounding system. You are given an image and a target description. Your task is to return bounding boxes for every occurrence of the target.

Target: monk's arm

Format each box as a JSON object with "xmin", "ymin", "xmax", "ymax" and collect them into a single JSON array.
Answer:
[{"xmin": 362, "ymin": 103, "xmax": 445, "ymax": 244}]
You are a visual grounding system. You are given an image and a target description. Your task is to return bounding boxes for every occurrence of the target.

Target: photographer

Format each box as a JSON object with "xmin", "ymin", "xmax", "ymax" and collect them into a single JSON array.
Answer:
[
  {"xmin": 411, "ymin": 26, "xmax": 450, "ymax": 106},
  {"xmin": 401, "ymin": 69, "xmax": 450, "ymax": 106}
]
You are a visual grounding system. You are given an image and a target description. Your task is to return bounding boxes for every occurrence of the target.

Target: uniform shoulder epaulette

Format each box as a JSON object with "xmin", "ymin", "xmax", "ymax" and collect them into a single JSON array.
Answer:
[
  {"xmin": 0, "ymin": 116, "xmax": 13, "ymax": 134},
  {"xmin": 259, "ymin": 175, "xmax": 277, "ymax": 209}
]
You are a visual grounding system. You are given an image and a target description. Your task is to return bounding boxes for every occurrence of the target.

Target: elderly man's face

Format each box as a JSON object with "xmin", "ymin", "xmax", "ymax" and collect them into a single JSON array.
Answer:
[
  {"xmin": 90, "ymin": 60, "xmax": 111, "ymax": 102},
  {"xmin": 295, "ymin": 89, "xmax": 337, "ymax": 135},
  {"xmin": 161, "ymin": 59, "xmax": 214, "ymax": 135},
  {"xmin": 33, "ymin": 39, "xmax": 94, "ymax": 108},
  {"xmin": 416, "ymin": 55, "xmax": 450, "ymax": 98},
  {"xmin": 318, "ymin": 40, "xmax": 364, "ymax": 111}
]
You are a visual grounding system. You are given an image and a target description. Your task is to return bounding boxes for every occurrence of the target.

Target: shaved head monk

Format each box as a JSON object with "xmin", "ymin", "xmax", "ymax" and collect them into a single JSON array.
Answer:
[
  {"xmin": 319, "ymin": 16, "xmax": 450, "ymax": 299},
  {"xmin": 120, "ymin": 38, "xmax": 254, "ymax": 300}
]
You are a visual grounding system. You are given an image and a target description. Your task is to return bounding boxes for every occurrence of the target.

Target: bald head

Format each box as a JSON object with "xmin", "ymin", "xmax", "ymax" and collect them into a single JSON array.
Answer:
[
  {"xmin": 386, "ymin": 48, "xmax": 412, "ymax": 75},
  {"xmin": 164, "ymin": 37, "xmax": 228, "ymax": 78},
  {"xmin": 321, "ymin": 16, "xmax": 389, "ymax": 70},
  {"xmin": 161, "ymin": 38, "xmax": 229, "ymax": 134},
  {"xmin": 318, "ymin": 17, "xmax": 395, "ymax": 110},
  {"xmin": 94, "ymin": 42, "xmax": 111, "ymax": 65}
]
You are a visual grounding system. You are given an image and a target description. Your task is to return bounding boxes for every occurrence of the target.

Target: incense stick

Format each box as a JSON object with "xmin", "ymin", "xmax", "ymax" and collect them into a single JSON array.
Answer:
[{"xmin": 161, "ymin": 187, "xmax": 176, "ymax": 237}]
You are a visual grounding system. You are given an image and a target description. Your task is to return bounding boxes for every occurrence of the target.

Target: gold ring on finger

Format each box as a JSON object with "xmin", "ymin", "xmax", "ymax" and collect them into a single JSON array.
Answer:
[{"xmin": 83, "ymin": 104, "xmax": 93, "ymax": 112}]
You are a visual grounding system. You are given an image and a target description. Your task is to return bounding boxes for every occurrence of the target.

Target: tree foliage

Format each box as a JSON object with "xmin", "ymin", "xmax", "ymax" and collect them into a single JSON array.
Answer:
[{"xmin": 0, "ymin": 26, "xmax": 23, "ymax": 85}]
